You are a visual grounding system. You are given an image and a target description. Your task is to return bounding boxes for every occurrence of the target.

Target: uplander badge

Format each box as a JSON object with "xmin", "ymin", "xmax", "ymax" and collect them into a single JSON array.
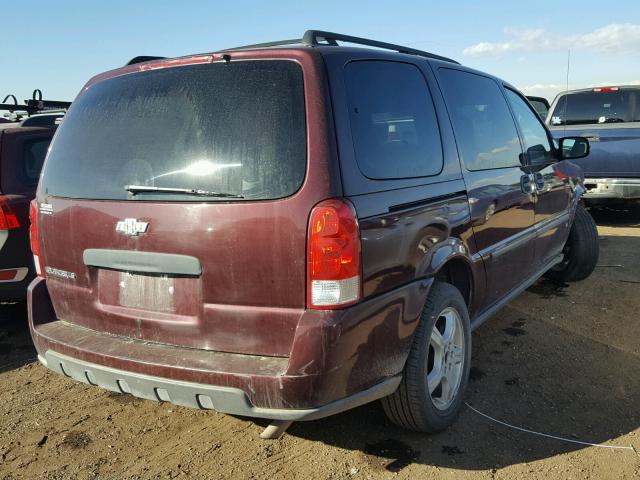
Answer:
[
  {"xmin": 115, "ymin": 218, "xmax": 149, "ymax": 236},
  {"xmin": 45, "ymin": 267, "xmax": 76, "ymax": 280}
]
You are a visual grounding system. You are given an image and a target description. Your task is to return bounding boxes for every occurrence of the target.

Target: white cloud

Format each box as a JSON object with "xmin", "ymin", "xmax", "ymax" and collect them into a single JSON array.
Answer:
[{"xmin": 464, "ymin": 24, "xmax": 640, "ymax": 57}]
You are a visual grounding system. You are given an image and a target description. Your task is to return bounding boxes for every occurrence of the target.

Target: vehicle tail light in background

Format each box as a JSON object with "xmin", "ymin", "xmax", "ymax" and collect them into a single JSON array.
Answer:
[
  {"xmin": 593, "ymin": 86, "xmax": 620, "ymax": 92},
  {"xmin": 0, "ymin": 269, "xmax": 18, "ymax": 281},
  {"xmin": 307, "ymin": 198, "xmax": 361, "ymax": 309},
  {"xmin": 29, "ymin": 200, "xmax": 45, "ymax": 277},
  {"xmin": 0, "ymin": 196, "xmax": 20, "ymax": 230}
]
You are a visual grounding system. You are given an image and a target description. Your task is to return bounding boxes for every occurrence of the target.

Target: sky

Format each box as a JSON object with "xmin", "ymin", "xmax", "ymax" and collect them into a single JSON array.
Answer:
[{"xmin": 2, "ymin": 0, "xmax": 639, "ymax": 104}]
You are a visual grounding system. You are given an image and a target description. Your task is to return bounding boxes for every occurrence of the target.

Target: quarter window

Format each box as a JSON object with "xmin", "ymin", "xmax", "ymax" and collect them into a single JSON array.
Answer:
[
  {"xmin": 439, "ymin": 69, "xmax": 522, "ymax": 171},
  {"xmin": 344, "ymin": 61, "xmax": 443, "ymax": 179}
]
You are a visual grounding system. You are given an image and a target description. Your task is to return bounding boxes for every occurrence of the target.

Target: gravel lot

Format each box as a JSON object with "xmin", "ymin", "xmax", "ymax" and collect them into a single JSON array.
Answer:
[{"xmin": 1, "ymin": 206, "xmax": 639, "ymax": 480}]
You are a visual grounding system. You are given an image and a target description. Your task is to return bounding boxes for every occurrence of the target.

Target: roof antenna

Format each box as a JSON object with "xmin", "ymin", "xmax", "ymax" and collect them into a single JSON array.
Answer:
[{"xmin": 564, "ymin": 49, "xmax": 570, "ymax": 137}]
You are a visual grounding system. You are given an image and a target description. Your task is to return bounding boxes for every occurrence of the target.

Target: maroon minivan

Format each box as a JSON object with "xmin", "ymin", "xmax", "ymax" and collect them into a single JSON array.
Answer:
[{"xmin": 28, "ymin": 31, "xmax": 598, "ymax": 437}]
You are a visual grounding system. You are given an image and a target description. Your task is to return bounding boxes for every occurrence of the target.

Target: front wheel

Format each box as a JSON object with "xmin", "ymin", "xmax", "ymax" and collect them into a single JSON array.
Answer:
[
  {"xmin": 381, "ymin": 282, "xmax": 471, "ymax": 432},
  {"xmin": 545, "ymin": 204, "xmax": 599, "ymax": 282}
]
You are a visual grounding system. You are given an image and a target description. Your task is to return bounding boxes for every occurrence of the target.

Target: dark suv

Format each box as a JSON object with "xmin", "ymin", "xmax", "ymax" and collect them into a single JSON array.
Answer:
[
  {"xmin": 0, "ymin": 107, "xmax": 61, "ymax": 299},
  {"xmin": 28, "ymin": 31, "xmax": 598, "ymax": 437}
]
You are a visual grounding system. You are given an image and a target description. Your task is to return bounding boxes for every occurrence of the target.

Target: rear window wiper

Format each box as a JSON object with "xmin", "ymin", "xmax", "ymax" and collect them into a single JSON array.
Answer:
[{"xmin": 125, "ymin": 185, "xmax": 244, "ymax": 199}]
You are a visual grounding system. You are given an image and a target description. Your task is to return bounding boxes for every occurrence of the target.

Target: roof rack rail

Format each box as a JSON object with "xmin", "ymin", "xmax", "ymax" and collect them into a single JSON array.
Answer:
[
  {"xmin": 225, "ymin": 39, "xmax": 302, "ymax": 51},
  {"xmin": 126, "ymin": 56, "xmax": 166, "ymax": 66},
  {"xmin": 1, "ymin": 89, "xmax": 71, "ymax": 120},
  {"xmin": 225, "ymin": 29, "xmax": 459, "ymax": 64},
  {"xmin": 302, "ymin": 30, "xmax": 459, "ymax": 63},
  {"xmin": 2, "ymin": 94, "xmax": 18, "ymax": 105}
]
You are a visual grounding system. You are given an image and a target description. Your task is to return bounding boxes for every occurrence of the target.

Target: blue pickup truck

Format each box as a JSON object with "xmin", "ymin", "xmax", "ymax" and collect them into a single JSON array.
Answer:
[{"xmin": 546, "ymin": 86, "xmax": 640, "ymax": 204}]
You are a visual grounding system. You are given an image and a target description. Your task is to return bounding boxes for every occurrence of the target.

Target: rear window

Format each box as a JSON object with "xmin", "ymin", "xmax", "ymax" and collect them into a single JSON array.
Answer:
[
  {"xmin": 527, "ymin": 98, "xmax": 549, "ymax": 121},
  {"xmin": 550, "ymin": 89, "xmax": 640, "ymax": 126},
  {"xmin": 22, "ymin": 138, "xmax": 50, "ymax": 185},
  {"xmin": 42, "ymin": 61, "xmax": 306, "ymax": 201}
]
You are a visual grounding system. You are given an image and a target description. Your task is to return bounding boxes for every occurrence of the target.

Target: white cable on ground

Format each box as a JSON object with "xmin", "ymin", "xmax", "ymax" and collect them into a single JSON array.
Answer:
[{"xmin": 464, "ymin": 402, "xmax": 636, "ymax": 452}]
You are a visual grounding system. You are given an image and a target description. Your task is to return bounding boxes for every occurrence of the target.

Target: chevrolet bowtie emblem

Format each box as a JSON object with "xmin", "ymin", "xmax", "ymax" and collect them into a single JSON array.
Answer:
[{"xmin": 115, "ymin": 218, "xmax": 149, "ymax": 236}]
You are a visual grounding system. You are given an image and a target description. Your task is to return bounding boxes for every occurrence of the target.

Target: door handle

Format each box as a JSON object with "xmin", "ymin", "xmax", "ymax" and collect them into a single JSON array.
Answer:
[{"xmin": 520, "ymin": 173, "xmax": 536, "ymax": 194}]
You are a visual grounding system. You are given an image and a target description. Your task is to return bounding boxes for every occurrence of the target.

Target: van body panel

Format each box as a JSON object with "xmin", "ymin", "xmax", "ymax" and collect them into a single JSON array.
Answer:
[
  {"xmin": 28, "ymin": 43, "xmax": 583, "ymax": 420},
  {"xmin": 322, "ymin": 50, "xmax": 485, "ymax": 315},
  {"xmin": 30, "ymin": 274, "xmax": 430, "ymax": 410},
  {"xmin": 35, "ymin": 50, "xmax": 340, "ymax": 358}
]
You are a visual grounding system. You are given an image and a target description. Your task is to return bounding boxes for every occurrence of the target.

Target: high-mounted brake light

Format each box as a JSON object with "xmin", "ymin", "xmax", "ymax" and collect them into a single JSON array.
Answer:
[
  {"xmin": 0, "ymin": 196, "xmax": 20, "ymax": 230},
  {"xmin": 593, "ymin": 86, "xmax": 620, "ymax": 92},
  {"xmin": 29, "ymin": 200, "xmax": 45, "ymax": 277},
  {"xmin": 307, "ymin": 198, "xmax": 361, "ymax": 309}
]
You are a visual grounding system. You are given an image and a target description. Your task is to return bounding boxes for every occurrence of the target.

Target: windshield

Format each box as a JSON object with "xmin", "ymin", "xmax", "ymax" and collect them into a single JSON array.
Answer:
[
  {"xmin": 549, "ymin": 89, "xmax": 639, "ymax": 126},
  {"xmin": 42, "ymin": 60, "xmax": 306, "ymax": 201}
]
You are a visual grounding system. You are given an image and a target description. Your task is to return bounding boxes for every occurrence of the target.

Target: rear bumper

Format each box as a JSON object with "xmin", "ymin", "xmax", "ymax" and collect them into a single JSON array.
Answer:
[
  {"xmin": 28, "ymin": 276, "xmax": 430, "ymax": 419},
  {"xmin": 39, "ymin": 350, "xmax": 401, "ymax": 421},
  {"xmin": 583, "ymin": 178, "xmax": 640, "ymax": 199}
]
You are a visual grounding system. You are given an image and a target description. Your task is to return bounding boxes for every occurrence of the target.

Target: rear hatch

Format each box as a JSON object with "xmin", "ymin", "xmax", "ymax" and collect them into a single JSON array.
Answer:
[
  {"xmin": 548, "ymin": 87, "xmax": 640, "ymax": 177},
  {"xmin": 37, "ymin": 57, "xmax": 314, "ymax": 357}
]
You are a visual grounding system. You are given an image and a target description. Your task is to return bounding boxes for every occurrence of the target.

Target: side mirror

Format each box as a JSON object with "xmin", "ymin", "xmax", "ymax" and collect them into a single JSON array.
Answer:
[
  {"xmin": 526, "ymin": 144, "xmax": 551, "ymax": 165},
  {"xmin": 559, "ymin": 136, "xmax": 590, "ymax": 160}
]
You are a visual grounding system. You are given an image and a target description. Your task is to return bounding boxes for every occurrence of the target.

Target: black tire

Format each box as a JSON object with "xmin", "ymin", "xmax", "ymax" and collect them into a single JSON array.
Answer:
[
  {"xmin": 545, "ymin": 204, "xmax": 599, "ymax": 282},
  {"xmin": 381, "ymin": 282, "xmax": 471, "ymax": 433}
]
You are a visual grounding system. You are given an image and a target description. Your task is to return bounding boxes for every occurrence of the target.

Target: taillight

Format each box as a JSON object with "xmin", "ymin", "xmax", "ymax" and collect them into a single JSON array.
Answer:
[
  {"xmin": 29, "ymin": 200, "xmax": 45, "ymax": 277},
  {"xmin": 0, "ymin": 196, "xmax": 20, "ymax": 230},
  {"xmin": 307, "ymin": 198, "xmax": 361, "ymax": 309},
  {"xmin": 0, "ymin": 269, "xmax": 18, "ymax": 281},
  {"xmin": 593, "ymin": 86, "xmax": 620, "ymax": 92}
]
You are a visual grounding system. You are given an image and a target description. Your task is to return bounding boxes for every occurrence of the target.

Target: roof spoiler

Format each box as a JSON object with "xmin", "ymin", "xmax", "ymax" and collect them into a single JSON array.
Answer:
[{"xmin": 126, "ymin": 56, "xmax": 166, "ymax": 66}]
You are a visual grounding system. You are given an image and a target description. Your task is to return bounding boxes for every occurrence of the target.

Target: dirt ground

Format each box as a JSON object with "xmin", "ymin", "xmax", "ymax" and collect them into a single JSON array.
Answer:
[{"xmin": 1, "ymin": 206, "xmax": 639, "ymax": 480}]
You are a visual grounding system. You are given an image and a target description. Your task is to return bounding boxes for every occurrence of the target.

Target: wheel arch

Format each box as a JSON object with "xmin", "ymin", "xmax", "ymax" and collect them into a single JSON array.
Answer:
[
  {"xmin": 422, "ymin": 238, "xmax": 476, "ymax": 310},
  {"xmin": 435, "ymin": 257, "xmax": 473, "ymax": 308}
]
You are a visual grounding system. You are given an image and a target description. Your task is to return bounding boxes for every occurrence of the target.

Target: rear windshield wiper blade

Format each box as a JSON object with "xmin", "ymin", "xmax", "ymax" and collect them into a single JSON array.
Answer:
[{"xmin": 125, "ymin": 185, "xmax": 244, "ymax": 198}]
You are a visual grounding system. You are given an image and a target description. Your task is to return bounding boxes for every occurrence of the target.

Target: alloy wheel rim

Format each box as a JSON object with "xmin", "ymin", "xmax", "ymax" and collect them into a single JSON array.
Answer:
[{"xmin": 426, "ymin": 307, "xmax": 465, "ymax": 411}]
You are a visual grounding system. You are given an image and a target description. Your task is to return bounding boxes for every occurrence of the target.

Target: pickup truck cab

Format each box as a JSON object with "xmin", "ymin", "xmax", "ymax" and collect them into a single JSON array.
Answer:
[
  {"xmin": 28, "ymin": 30, "xmax": 598, "ymax": 437},
  {"xmin": 547, "ymin": 86, "xmax": 640, "ymax": 203}
]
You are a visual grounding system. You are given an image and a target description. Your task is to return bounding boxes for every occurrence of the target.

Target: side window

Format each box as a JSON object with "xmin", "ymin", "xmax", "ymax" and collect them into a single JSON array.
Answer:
[
  {"xmin": 505, "ymin": 90, "xmax": 553, "ymax": 165},
  {"xmin": 528, "ymin": 99, "xmax": 549, "ymax": 121},
  {"xmin": 438, "ymin": 68, "xmax": 522, "ymax": 171},
  {"xmin": 344, "ymin": 61, "xmax": 443, "ymax": 179},
  {"xmin": 22, "ymin": 138, "xmax": 50, "ymax": 185}
]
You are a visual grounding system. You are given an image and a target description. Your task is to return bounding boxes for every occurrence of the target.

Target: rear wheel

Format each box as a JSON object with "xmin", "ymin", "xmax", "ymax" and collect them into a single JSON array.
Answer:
[
  {"xmin": 545, "ymin": 204, "xmax": 599, "ymax": 282},
  {"xmin": 381, "ymin": 282, "xmax": 471, "ymax": 432}
]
